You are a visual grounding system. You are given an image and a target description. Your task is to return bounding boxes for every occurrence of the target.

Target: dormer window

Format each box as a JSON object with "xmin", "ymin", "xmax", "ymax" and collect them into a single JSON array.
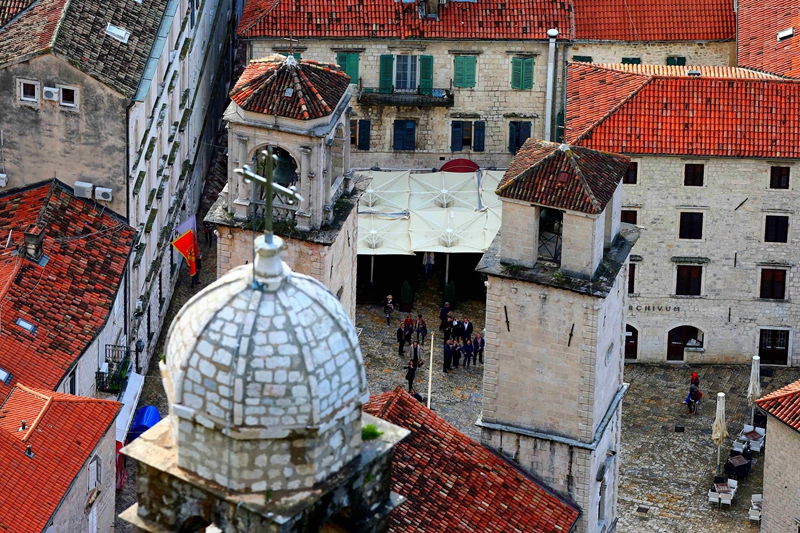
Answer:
[
  {"xmin": 777, "ymin": 28, "xmax": 794, "ymax": 42},
  {"xmin": 105, "ymin": 23, "xmax": 130, "ymax": 44}
]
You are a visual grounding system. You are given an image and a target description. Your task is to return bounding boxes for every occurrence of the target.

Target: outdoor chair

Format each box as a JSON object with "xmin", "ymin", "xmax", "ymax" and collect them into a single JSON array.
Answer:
[
  {"xmin": 750, "ymin": 439, "xmax": 763, "ymax": 453},
  {"xmin": 749, "ymin": 509, "xmax": 762, "ymax": 523},
  {"xmin": 708, "ymin": 490, "xmax": 720, "ymax": 506},
  {"xmin": 751, "ymin": 494, "xmax": 763, "ymax": 505},
  {"xmin": 742, "ymin": 451, "xmax": 753, "ymax": 462},
  {"xmin": 732, "ymin": 441, "xmax": 745, "ymax": 453},
  {"xmin": 729, "ymin": 449, "xmax": 741, "ymax": 458},
  {"xmin": 724, "ymin": 462, "xmax": 737, "ymax": 478},
  {"xmin": 755, "ymin": 427, "xmax": 766, "ymax": 437},
  {"xmin": 734, "ymin": 464, "xmax": 750, "ymax": 478},
  {"xmin": 727, "ymin": 479, "xmax": 738, "ymax": 491},
  {"xmin": 720, "ymin": 493, "xmax": 733, "ymax": 508},
  {"xmin": 742, "ymin": 424, "xmax": 754, "ymax": 435}
]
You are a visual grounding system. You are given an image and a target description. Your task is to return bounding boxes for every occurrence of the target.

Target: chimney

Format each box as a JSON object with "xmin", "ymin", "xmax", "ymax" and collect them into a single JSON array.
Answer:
[
  {"xmin": 25, "ymin": 445, "xmax": 34, "ymax": 458},
  {"xmin": 23, "ymin": 223, "xmax": 45, "ymax": 262},
  {"xmin": 19, "ymin": 420, "xmax": 26, "ymax": 431}
]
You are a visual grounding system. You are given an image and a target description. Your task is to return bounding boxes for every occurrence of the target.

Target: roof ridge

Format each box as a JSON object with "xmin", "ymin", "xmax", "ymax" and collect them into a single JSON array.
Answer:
[
  {"xmin": 47, "ymin": 0, "xmax": 72, "ymax": 51},
  {"xmin": 562, "ymin": 145, "xmax": 604, "ymax": 213},
  {"xmin": 239, "ymin": 0, "xmax": 283, "ymax": 40},
  {"xmin": 377, "ymin": 386, "xmax": 406, "ymax": 419},
  {"xmin": 496, "ymin": 141, "xmax": 559, "ymax": 192},
  {"xmin": 297, "ymin": 65, "xmax": 332, "ymax": 115},
  {"xmin": 757, "ymin": 385, "xmax": 800, "ymax": 405}
]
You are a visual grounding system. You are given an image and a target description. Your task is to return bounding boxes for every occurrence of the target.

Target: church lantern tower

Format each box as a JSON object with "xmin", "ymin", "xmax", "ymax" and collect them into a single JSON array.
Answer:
[{"xmin": 476, "ymin": 140, "xmax": 639, "ymax": 533}]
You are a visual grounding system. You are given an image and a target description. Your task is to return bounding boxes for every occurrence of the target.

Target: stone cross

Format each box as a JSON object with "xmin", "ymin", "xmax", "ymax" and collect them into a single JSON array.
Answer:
[{"xmin": 234, "ymin": 146, "xmax": 304, "ymax": 246}]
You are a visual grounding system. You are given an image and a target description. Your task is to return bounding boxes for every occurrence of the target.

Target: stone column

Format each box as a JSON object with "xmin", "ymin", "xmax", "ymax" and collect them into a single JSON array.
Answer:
[
  {"xmin": 232, "ymin": 134, "xmax": 251, "ymax": 220},
  {"xmin": 323, "ymin": 143, "xmax": 334, "ymax": 225},
  {"xmin": 343, "ymin": 116, "xmax": 353, "ymax": 193},
  {"xmin": 296, "ymin": 146, "xmax": 314, "ymax": 231}
]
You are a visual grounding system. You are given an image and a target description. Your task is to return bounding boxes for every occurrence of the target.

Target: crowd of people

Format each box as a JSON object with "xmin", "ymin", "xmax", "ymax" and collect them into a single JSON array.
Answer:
[{"xmin": 382, "ymin": 296, "xmax": 485, "ymax": 395}]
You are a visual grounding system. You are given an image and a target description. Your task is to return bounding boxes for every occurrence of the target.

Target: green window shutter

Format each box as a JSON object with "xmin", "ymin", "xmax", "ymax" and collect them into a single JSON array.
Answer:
[
  {"xmin": 280, "ymin": 52, "xmax": 302, "ymax": 60},
  {"xmin": 572, "ymin": 55, "xmax": 593, "ymax": 63},
  {"xmin": 522, "ymin": 58, "xmax": 534, "ymax": 89},
  {"xmin": 464, "ymin": 56, "xmax": 476, "ymax": 87},
  {"xmin": 454, "ymin": 56, "xmax": 465, "ymax": 87},
  {"xmin": 379, "ymin": 55, "xmax": 394, "ymax": 94},
  {"xmin": 667, "ymin": 56, "xmax": 686, "ymax": 66},
  {"xmin": 511, "ymin": 57, "xmax": 522, "ymax": 89},
  {"xmin": 419, "ymin": 55, "xmax": 434, "ymax": 95},
  {"xmin": 348, "ymin": 54, "xmax": 359, "ymax": 82},
  {"xmin": 337, "ymin": 52, "xmax": 347, "ymax": 69},
  {"xmin": 621, "ymin": 57, "xmax": 641, "ymax": 65}
]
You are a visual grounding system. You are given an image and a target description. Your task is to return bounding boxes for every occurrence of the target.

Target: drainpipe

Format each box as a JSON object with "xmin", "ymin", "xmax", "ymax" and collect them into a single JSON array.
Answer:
[{"xmin": 544, "ymin": 28, "xmax": 559, "ymax": 142}]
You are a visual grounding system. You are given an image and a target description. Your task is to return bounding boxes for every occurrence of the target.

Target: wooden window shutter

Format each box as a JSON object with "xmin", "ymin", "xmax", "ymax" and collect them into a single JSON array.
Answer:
[
  {"xmin": 348, "ymin": 54, "xmax": 359, "ymax": 83},
  {"xmin": 473, "ymin": 121, "xmax": 485, "ymax": 152},
  {"xmin": 464, "ymin": 56, "xmax": 476, "ymax": 87},
  {"xmin": 405, "ymin": 121, "xmax": 416, "ymax": 150},
  {"xmin": 451, "ymin": 121, "xmax": 463, "ymax": 151},
  {"xmin": 454, "ymin": 56, "xmax": 465, "ymax": 87},
  {"xmin": 419, "ymin": 55, "xmax": 434, "ymax": 95},
  {"xmin": 511, "ymin": 57, "xmax": 522, "ymax": 89},
  {"xmin": 357, "ymin": 120, "xmax": 371, "ymax": 151},
  {"xmin": 509, "ymin": 121, "xmax": 518, "ymax": 153},
  {"xmin": 393, "ymin": 120, "xmax": 405, "ymax": 150},
  {"xmin": 519, "ymin": 121, "xmax": 532, "ymax": 145},
  {"xmin": 379, "ymin": 55, "xmax": 394, "ymax": 94},
  {"xmin": 522, "ymin": 58, "xmax": 534, "ymax": 89}
]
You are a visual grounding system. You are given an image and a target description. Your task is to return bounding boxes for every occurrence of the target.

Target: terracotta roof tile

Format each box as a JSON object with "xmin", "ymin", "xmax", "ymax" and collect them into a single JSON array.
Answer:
[
  {"xmin": 566, "ymin": 62, "xmax": 800, "ymax": 159},
  {"xmin": 737, "ymin": 0, "xmax": 800, "ymax": 78},
  {"xmin": 0, "ymin": 0, "xmax": 36, "ymax": 27},
  {"xmin": 756, "ymin": 378, "xmax": 800, "ymax": 432},
  {"xmin": 231, "ymin": 55, "xmax": 350, "ymax": 120},
  {"xmin": 497, "ymin": 139, "xmax": 629, "ymax": 214},
  {"xmin": 0, "ymin": 0, "xmax": 170, "ymax": 98},
  {"xmin": 0, "ymin": 385, "xmax": 119, "ymax": 533},
  {"xmin": 364, "ymin": 388, "xmax": 580, "ymax": 533},
  {"xmin": 0, "ymin": 182, "xmax": 135, "ymax": 401},
  {"xmin": 239, "ymin": 0, "xmax": 573, "ymax": 41},
  {"xmin": 573, "ymin": 0, "xmax": 735, "ymax": 42}
]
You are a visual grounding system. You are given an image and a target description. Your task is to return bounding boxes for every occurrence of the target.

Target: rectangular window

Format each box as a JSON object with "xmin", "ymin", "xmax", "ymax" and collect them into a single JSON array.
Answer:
[
  {"xmin": 350, "ymin": 119, "xmax": 357, "ymax": 146},
  {"xmin": 666, "ymin": 56, "xmax": 687, "ymax": 66},
  {"xmin": 508, "ymin": 121, "xmax": 531, "ymax": 155},
  {"xmin": 765, "ymin": 215, "xmax": 789, "ymax": 243},
  {"xmin": 770, "ymin": 166, "xmax": 790, "ymax": 189},
  {"xmin": 679, "ymin": 212, "xmax": 703, "ymax": 239},
  {"xmin": 572, "ymin": 55, "xmax": 593, "ymax": 63},
  {"xmin": 621, "ymin": 57, "xmax": 641, "ymax": 65},
  {"xmin": 67, "ymin": 369, "xmax": 77, "ymax": 395},
  {"xmin": 379, "ymin": 54, "xmax": 394, "ymax": 94},
  {"xmin": 393, "ymin": 120, "xmax": 416, "ymax": 151},
  {"xmin": 336, "ymin": 53, "xmax": 360, "ymax": 83},
  {"xmin": 760, "ymin": 269, "xmax": 787, "ymax": 299},
  {"xmin": 19, "ymin": 80, "xmax": 39, "ymax": 102},
  {"xmin": 59, "ymin": 87, "xmax": 77, "ymax": 107},
  {"xmin": 676, "ymin": 265, "xmax": 702, "ymax": 296},
  {"xmin": 511, "ymin": 57, "xmax": 534, "ymax": 90},
  {"xmin": 628, "ymin": 263, "xmax": 636, "ymax": 294},
  {"xmin": 684, "ymin": 164, "xmax": 705, "ymax": 186},
  {"xmin": 395, "ymin": 55, "xmax": 417, "ymax": 91},
  {"xmin": 451, "ymin": 121, "xmax": 484, "ymax": 151},
  {"xmin": 473, "ymin": 121, "xmax": 485, "ymax": 152},
  {"xmin": 624, "ymin": 162, "xmax": 638, "ymax": 184},
  {"xmin": 356, "ymin": 120, "xmax": 371, "ymax": 150},
  {"xmin": 453, "ymin": 55, "xmax": 477, "ymax": 88},
  {"xmin": 621, "ymin": 210, "xmax": 638, "ymax": 224}
]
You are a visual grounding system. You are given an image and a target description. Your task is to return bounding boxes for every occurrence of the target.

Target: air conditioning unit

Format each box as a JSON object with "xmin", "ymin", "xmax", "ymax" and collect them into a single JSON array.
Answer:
[
  {"xmin": 0, "ymin": 173, "xmax": 7, "ymax": 187},
  {"xmin": 95, "ymin": 187, "xmax": 113, "ymax": 202},
  {"xmin": 43, "ymin": 87, "xmax": 59, "ymax": 101},
  {"xmin": 73, "ymin": 180, "xmax": 93, "ymax": 199}
]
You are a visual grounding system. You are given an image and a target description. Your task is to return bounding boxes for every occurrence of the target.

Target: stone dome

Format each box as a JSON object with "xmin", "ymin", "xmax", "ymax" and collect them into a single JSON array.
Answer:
[{"xmin": 162, "ymin": 235, "xmax": 368, "ymax": 493}]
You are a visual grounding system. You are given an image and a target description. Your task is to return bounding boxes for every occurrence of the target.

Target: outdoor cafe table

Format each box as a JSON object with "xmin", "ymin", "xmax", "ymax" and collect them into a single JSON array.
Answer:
[
  {"xmin": 714, "ymin": 483, "xmax": 733, "ymax": 494},
  {"xmin": 729, "ymin": 455, "xmax": 750, "ymax": 468},
  {"xmin": 742, "ymin": 430, "xmax": 762, "ymax": 441}
]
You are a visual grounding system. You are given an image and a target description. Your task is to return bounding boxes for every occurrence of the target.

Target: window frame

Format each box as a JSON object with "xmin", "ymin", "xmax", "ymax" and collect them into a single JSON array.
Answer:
[
  {"xmin": 508, "ymin": 120, "xmax": 531, "ymax": 155},
  {"xmin": 393, "ymin": 119, "xmax": 416, "ymax": 151},
  {"xmin": 453, "ymin": 55, "xmax": 477, "ymax": 88},
  {"xmin": 769, "ymin": 166, "xmax": 790, "ymax": 190},
  {"xmin": 627, "ymin": 263, "xmax": 636, "ymax": 295},
  {"xmin": 764, "ymin": 214, "xmax": 790, "ymax": 243},
  {"xmin": 572, "ymin": 55, "xmax": 593, "ymax": 63},
  {"xmin": 675, "ymin": 264, "xmax": 704, "ymax": 296},
  {"xmin": 57, "ymin": 85, "xmax": 79, "ymax": 109},
  {"xmin": 67, "ymin": 368, "xmax": 77, "ymax": 395},
  {"xmin": 666, "ymin": 56, "xmax": 687, "ymax": 66},
  {"xmin": 88, "ymin": 454, "xmax": 102, "ymax": 491},
  {"xmin": 17, "ymin": 78, "xmax": 40, "ymax": 104},
  {"xmin": 336, "ymin": 52, "xmax": 360, "ymax": 84},
  {"xmin": 511, "ymin": 57, "xmax": 534, "ymax": 90},
  {"xmin": 621, "ymin": 57, "xmax": 642, "ymax": 65},
  {"xmin": 395, "ymin": 55, "xmax": 418, "ymax": 92},
  {"xmin": 623, "ymin": 162, "xmax": 638, "ymax": 185},
  {"xmin": 621, "ymin": 209, "xmax": 638, "ymax": 225},
  {"xmin": 678, "ymin": 211, "xmax": 705, "ymax": 240},
  {"xmin": 683, "ymin": 163, "xmax": 705, "ymax": 187},
  {"xmin": 759, "ymin": 268, "xmax": 788, "ymax": 300}
]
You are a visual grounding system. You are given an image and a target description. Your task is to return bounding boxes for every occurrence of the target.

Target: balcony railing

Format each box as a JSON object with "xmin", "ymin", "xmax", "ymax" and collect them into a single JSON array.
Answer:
[
  {"xmin": 96, "ymin": 344, "xmax": 132, "ymax": 394},
  {"xmin": 358, "ymin": 87, "xmax": 454, "ymax": 107}
]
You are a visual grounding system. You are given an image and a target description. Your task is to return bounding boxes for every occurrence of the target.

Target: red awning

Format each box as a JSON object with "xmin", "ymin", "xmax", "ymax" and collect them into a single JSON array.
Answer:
[{"xmin": 440, "ymin": 159, "xmax": 480, "ymax": 173}]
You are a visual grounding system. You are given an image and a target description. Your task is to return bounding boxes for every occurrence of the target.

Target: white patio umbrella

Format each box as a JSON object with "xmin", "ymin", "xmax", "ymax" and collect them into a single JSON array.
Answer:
[
  {"xmin": 711, "ymin": 392, "xmax": 729, "ymax": 474},
  {"xmin": 746, "ymin": 355, "xmax": 761, "ymax": 425}
]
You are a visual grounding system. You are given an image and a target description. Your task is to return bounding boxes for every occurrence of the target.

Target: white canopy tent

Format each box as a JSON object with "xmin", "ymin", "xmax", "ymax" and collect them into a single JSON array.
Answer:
[{"xmin": 357, "ymin": 169, "xmax": 505, "ymax": 283}]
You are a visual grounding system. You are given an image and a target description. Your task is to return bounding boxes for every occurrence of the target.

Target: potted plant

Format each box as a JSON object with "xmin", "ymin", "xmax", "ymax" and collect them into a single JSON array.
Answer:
[{"xmin": 400, "ymin": 280, "xmax": 414, "ymax": 312}]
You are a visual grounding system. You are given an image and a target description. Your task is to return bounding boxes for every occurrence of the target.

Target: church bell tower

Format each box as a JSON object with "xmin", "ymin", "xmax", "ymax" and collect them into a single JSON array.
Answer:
[{"xmin": 476, "ymin": 140, "xmax": 639, "ymax": 533}]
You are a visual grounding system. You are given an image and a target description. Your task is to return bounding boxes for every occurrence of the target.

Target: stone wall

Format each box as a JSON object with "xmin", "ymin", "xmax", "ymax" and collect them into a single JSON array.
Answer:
[
  {"xmin": 49, "ymin": 424, "xmax": 117, "ymax": 532},
  {"xmin": 623, "ymin": 156, "xmax": 800, "ymax": 365},
  {"xmin": 568, "ymin": 41, "xmax": 736, "ymax": 67},
  {"xmin": 499, "ymin": 199, "xmax": 540, "ymax": 267},
  {"xmin": 761, "ymin": 417, "xmax": 800, "ymax": 532},
  {"xmin": 215, "ymin": 208, "xmax": 358, "ymax": 320}
]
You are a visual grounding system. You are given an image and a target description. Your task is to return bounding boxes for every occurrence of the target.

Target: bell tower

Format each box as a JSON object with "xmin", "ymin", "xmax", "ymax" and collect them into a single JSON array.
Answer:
[{"xmin": 476, "ymin": 141, "xmax": 638, "ymax": 533}]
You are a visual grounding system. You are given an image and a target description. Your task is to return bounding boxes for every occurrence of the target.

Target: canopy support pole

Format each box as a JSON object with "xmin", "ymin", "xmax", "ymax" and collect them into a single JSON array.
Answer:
[
  {"xmin": 445, "ymin": 253, "xmax": 450, "ymax": 284},
  {"xmin": 427, "ymin": 334, "xmax": 434, "ymax": 409},
  {"xmin": 370, "ymin": 256, "xmax": 374, "ymax": 284}
]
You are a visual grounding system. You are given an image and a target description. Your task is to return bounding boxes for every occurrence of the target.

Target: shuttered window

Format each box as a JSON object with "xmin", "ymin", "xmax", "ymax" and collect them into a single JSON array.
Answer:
[
  {"xmin": 621, "ymin": 57, "xmax": 641, "ymax": 65},
  {"xmin": 379, "ymin": 55, "xmax": 394, "ymax": 94},
  {"xmin": 419, "ymin": 55, "xmax": 434, "ymax": 95},
  {"xmin": 473, "ymin": 121, "xmax": 485, "ymax": 152},
  {"xmin": 572, "ymin": 55, "xmax": 593, "ymax": 63},
  {"xmin": 679, "ymin": 212, "xmax": 704, "ymax": 240},
  {"xmin": 511, "ymin": 57, "xmax": 534, "ymax": 90},
  {"xmin": 676, "ymin": 266, "xmax": 702, "ymax": 296},
  {"xmin": 396, "ymin": 55, "xmax": 417, "ymax": 91},
  {"xmin": 666, "ymin": 56, "xmax": 687, "ymax": 66},
  {"xmin": 336, "ymin": 53, "xmax": 359, "ymax": 83},
  {"xmin": 453, "ymin": 56, "xmax": 477, "ymax": 88},
  {"xmin": 760, "ymin": 269, "xmax": 787, "ymax": 299},
  {"xmin": 451, "ymin": 121, "xmax": 483, "ymax": 151},
  {"xmin": 393, "ymin": 120, "xmax": 416, "ymax": 151},
  {"xmin": 770, "ymin": 166, "xmax": 790, "ymax": 189},
  {"xmin": 765, "ymin": 215, "xmax": 789, "ymax": 243},
  {"xmin": 508, "ymin": 121, "xmax": 531, "ymax": 154},
  {"xmin": 356, "ymin": 120, "xmax": 371, "ymax": 151}
]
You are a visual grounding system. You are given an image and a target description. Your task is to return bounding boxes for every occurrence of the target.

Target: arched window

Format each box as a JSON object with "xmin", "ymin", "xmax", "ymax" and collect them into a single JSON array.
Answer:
[{"xmin": 667, "ymin": 326, "xmax": 704, "ymax": 361}]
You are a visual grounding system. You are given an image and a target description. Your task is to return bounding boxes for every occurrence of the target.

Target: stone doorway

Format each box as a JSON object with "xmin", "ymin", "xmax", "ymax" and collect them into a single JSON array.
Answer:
[
  {"xmin": 759, "ymin": 329, "xmax": 789, "ymax": 365},
  {"xmin": 667, "ymin": 325, "xmax": 703, "ymax": 361},
  {"xmin": 625, "ymin": 325, "xmax": 638, "ymax": 360}
]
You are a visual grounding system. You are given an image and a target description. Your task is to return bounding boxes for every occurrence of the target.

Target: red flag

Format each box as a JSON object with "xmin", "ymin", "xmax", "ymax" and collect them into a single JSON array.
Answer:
[{"xmin": 171, "ymin": 229, "xmax": 197, "ymax": 276}]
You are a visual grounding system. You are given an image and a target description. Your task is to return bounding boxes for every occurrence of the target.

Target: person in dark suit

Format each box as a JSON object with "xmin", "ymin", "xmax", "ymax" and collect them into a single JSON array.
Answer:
[
  {"xmin": 462, "ymin": 339, "xmax": 474, "ymax": 368},
  {"xmin": 474, "ymin": 333, "xmax": 485, "ymax": 364},
  {"xmin": 443, "ymin": 339, "xmax": 453, "ymax": 373},
  {"xmin": 443, "ymin": 316, "xmax": 453, "ymax": 342},
  {"xmin": 410, "ymin": 388, "xmax": 424, "ymax": 403},
  {"xmin": 439, "ymin": 302, "xmax": 451, "ymax": 330},
  {"xmin": 452, "ymin": 339, "xmax": 462, "ymax": 369},
  {"xmin": 397, "ymin": 326, "xmax": 406, "ymax": 356},
  {"xmin": 462, "ymin": 318, "xmax": 474, "ymax": 343},
  {"xmin": 410, "ymin": 341, "xmax": 422, "ymax": 368},
  {"xmin": 404, "ymin": 360, "xmax": 416, "ymax": 392},
  {"xmin": 452, "ymin": 318, "xmax": 464, "ymax": 342}
]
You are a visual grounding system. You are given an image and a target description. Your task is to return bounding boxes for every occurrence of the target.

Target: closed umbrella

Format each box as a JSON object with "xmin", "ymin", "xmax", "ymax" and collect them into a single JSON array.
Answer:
[
  {"xmin": 746, "ymin": 355, "xmax": 761, "ymax": 425},
  {"xmin": 711, "ymin": 392, "xmax": 728, "ymax": 474}
]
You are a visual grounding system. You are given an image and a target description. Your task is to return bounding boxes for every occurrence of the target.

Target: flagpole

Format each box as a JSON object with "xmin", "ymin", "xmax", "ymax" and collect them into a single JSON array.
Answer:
[{"xmin": 427, "ymin": 334, "xmax": 434, "ymax": 409}]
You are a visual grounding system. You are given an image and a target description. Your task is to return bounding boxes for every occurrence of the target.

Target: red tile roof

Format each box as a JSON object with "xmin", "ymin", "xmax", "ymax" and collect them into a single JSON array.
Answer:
[
  {"xmin": 757, "ymin": 378, "xmax": 800, "ymax": 432},
  {"xmin": 0, "ymin": 0, "xmax": 67, "ymax": 67},
  {"xmin": 0, "ymin": 182, "xmax": 135, "ymax": 401},
  {"xmin": 0, "ymin": 385, "xmax": 120, "ymax": 533},
  {"xmin": 566, "ymin": 62, "xmax": 800, "ymax": 159},
  {"xmin": 737, "ymin": 0, "xmax": 800, "ymax": 78},
  {"xmin": 573, "ymin": 0, "xmax": 735, "ymax": 42},
  {"xmin": 238, "ymin": 0, "xmax": 573, "ymax": 40},
  {"xmin": 364, "ymin": 388, "xmax": 580, "ymax": 533},
  {"xmin": 231, "ymin": 55, "xmax": 351, "ymax": 120},
  {"xmin": 0, "ymin": 0, "xmax": 36, "ymax": 28},
  {"xmin": 497, "ymin": 139, "xmax": 629, "ymax": 215}
]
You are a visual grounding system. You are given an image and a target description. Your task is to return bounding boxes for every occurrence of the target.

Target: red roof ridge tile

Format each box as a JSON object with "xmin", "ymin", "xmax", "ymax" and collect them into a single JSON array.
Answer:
[{"xmin": 756, "ymin": 381, "xmax": 800, "ymax": 404}]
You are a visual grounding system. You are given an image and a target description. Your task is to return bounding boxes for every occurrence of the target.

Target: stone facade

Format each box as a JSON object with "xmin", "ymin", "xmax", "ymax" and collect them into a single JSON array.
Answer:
[
  {"xmin": 623, "ymin": 156, "xmax": 800, "ymax": 365},
  {"xmin": 760, "ymin": 418, "xmax": 800, "ymax": 532},
  {"xmin": 49, "ymin": 421, "xmax": 117, "ymax": 532},
  {"xmin": 248, "ymin": 38, "xmax": 733, "ymax": 171}
]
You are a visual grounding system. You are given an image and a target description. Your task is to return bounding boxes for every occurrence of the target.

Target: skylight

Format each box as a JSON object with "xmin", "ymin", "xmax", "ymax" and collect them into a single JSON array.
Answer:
[
  {"xmin": 15, "ymin": 318, "xmax": 36, "ymax": 334},
  {"xmin": 105, "ymin": 22, "xmax": 131, "ymax": 44},
  {"xmin": 284, "ymin": 87, "xmax": 294, "ymax": 98},
  {"xmin": 0, "ymin": 367, "xmax": 11, "ymax": 385},
  {"xmin": 777, "ymin": 28, "xmax": 794, "ymax": 42}
]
